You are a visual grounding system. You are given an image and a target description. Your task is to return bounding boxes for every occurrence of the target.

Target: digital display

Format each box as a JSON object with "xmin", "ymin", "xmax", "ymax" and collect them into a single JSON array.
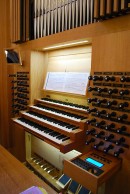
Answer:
[{"xmin": 86, "ymin": 157, "xmax": 104, "ymax": 168}]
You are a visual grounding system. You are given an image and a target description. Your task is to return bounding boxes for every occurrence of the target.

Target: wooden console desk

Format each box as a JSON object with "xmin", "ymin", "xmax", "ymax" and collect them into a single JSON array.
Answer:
[{"xmin": 0, "ymin": 145, "xmax": 58, "ymax": 194}]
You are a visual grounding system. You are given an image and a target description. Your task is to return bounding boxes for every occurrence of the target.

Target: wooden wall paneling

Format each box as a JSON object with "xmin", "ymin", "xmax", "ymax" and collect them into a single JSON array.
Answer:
[
  {"xmin": 14, "ymin": 14, "xmax": 130, "ymax": 53},
  {"xmin": 91, "ymin": 30, "xmax": 130, "ymax": 72},
  {"xmin": 30, "ymin": 51, "xmax": 47, "ymax": 104},
  {"xmin": 0, "ymin": 0, "xmax": 11, "ymax": 148},
  {"xmin": 47, "ymin": 45, "xmax": 92, "ymax": 73}
]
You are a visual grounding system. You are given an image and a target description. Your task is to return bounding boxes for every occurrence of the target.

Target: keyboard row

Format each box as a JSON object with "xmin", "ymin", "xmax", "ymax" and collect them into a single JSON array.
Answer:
[
  {"xmin": 32, "ymin": 104, "xmax": 87, "ymax": 122},
  {"xmin": 14, "ymin": 117, "xmax": 70, "ymax": 144},
  {"xmin": 23, "ymin": 111, "xmax": 79, "ymax": 132},
  {"xmin": 40, "ymin": 98, "xmax": 88, "ymax": 112}
]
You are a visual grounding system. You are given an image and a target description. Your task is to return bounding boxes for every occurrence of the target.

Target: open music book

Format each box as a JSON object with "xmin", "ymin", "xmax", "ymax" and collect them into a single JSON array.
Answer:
[{"xmin": 44, "ymin": 72, "xmax": 89, "ymax": 95}]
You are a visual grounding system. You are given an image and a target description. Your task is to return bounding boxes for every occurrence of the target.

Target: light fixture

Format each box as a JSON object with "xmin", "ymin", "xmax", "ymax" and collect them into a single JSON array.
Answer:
[{"xmin": 43, "ymin": 40, "xmax": 89, "ymax": 50}]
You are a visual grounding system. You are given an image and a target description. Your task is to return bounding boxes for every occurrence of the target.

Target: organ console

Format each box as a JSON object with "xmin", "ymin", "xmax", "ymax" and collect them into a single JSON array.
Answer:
[
  {"xmin": 3, "ymin": 0, "xmax": 130, "ymax": 193},
  {"xmin": 13, "ymin": 98, "xmax": 88, "ymax": 153}
]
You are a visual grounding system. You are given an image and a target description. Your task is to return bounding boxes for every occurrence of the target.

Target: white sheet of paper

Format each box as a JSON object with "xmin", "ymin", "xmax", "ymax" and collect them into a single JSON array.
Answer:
[{"xmin": 44, "ymin": 72, "xmax": 89, "ymax": 95}]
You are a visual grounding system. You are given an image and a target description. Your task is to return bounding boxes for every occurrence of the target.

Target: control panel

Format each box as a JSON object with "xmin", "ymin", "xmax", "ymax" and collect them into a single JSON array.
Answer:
[
  {"xmin": 9, "ymin": 72, "xmax": 29, "ymax": 115},
  {"xmin": 86, "ymin": 72, "xmax": 130, "ymax": 158},
  {"xmin": 64, "ymin": 149, "xmax": 121, "ymax": 194}
]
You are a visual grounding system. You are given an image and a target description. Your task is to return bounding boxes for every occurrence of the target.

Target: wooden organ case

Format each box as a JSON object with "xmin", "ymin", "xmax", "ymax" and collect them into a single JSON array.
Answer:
[{"xmin": 7, "ymin": 11, "xmax": 130, "ymax": 194}]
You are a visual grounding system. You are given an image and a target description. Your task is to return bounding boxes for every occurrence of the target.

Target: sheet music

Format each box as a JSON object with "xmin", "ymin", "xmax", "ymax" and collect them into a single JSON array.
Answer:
[
  {"xmin": 44, "ymin": 72, "xmax": 89, "ymax": 95},
  {"xmin": 44, "ymin": 72, "xmax": 66, "ymax": 92},
  {"xmin": 64, "ymin": 72, "xmax": 89, "ymax": 95}
]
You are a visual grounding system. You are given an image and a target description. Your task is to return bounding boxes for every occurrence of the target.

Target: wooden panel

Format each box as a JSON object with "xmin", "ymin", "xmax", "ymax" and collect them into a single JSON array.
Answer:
[
  {"xmin": 13, "ymin": 14, "xmax": 130, "ymax": 52},
  {"xmin": 30, "ymin": 51, "xmax": 47, "ymax": 103},
  {"xmin": 92, "ymin": 30, "xmax": 130, "ymax": 72},
  {"xmin": 0, "ymin": 145, "xmax": 57, "ymax": 194},
  {"xmin": 0, "ymin": 0, "xmax": 11, "ymax": 148}
]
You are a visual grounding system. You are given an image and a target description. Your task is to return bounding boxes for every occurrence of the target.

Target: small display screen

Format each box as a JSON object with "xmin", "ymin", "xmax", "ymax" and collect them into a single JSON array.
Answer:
[{"xmin": 86, "ymin": 157, "xmax": 104, "ymax": 168}]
